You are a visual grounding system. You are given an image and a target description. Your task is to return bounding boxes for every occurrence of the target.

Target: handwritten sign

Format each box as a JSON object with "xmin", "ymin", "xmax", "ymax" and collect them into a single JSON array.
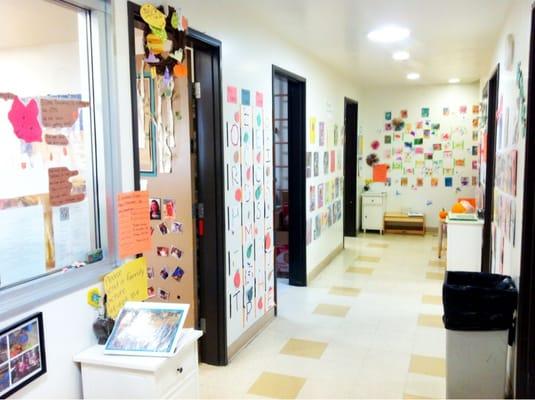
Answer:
[
  {"xmin": 8, "ymin": 97, "xmax": 42, "ymax": 143},
  {"xmin": 45, "ymin": 134, "xmax": 69, "ymax": 145},
  {"xmin": 118, "ymin": 191, "xmax": 152, "ymax": 259},
  {"xmin": 103, "ymin": 257, "xmax": 148, "ymax": 319},
  {"xmin": 140, "ymin": 4, "xmax": 166, "ymax": 30},
  {"xmin": 40, "ymin": 98, "xmax": 89, "ymax": 128},
  {"xmin": 48, "ymin": 167, "xmax": 85, "ymax": 206}
]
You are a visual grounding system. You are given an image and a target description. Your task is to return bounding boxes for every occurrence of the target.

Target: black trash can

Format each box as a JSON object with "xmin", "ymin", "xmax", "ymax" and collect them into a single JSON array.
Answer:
[{"xmin": 443, "ymin": 271, "xmax": 517, "ymax": 399}]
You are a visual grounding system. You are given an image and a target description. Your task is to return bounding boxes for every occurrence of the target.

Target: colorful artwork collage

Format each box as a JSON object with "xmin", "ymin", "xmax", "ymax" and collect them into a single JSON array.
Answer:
[
  {"xmin": 0, "ymin": 315, "xmax": 44, "ymax": 398},
  {"xmin": 306, "ymin": 118, "xmax": 344, "ymax": 245},
  {"xmin": 490, "ymin": 62, "xmax": 526, "ymax": 271},
  {"xmin": 224, "ymin": 86, "xmax": 275, "ymax": 345},
  {"xmin": 371, "ymin": 105, "xmax": 481, "ymax": 192}
]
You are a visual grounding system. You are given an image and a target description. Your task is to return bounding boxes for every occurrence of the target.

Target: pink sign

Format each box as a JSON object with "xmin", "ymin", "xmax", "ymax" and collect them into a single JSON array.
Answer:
[
  {"xmin": 227, "ymin": 86, "xmax": 237, "ymax": 104},
  {"xmin": 8, "ymin": 97, "xmax": 42, "ymax": 143}
]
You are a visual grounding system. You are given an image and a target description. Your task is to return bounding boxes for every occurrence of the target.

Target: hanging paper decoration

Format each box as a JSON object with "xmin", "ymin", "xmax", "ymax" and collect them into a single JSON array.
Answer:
[
  {"xmin": 8, "ymin": 97, "xmax": 42, "ymax": 143},
  {"xmin": 371, "ymin": 140, "xmax": 380, "ymax": 150}
]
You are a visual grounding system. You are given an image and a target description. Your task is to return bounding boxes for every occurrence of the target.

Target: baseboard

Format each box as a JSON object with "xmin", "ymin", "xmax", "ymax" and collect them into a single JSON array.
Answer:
[
  {"xmin": 228, "ymin": 308, "xmax": 275, "ymax": 360},
  {"xmin": 308, "ymin": 244, "xmax": 344, "ymax": 283}
]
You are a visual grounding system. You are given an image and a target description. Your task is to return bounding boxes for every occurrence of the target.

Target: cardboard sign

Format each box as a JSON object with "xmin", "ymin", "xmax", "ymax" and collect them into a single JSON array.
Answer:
[
  {"xmin": 45, "ymin": 134, "xmax": 69, "ymax": 145},
  {"xmin": 103, "ymin": 257, "xmax": 148, "ymax": 319},
  {"xmin": 40, "ymin": 98, "xmax": 89, "ymax": 128},
  {"xmin": 48, "ymin": 167, "xmax": 85, "ymax": 206},
  {"xmin": 118, "ymin": 191, "xmax": 152, "ymax": 259}
]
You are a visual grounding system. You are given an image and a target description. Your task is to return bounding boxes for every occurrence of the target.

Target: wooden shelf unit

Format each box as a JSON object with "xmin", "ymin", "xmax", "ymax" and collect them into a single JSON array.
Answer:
[{"xmin": 384, "ymin": 213, "xmax": 425, "ymax": 235}]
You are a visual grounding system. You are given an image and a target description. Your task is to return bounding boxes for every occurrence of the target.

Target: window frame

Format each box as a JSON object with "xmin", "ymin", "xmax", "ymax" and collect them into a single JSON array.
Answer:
[{"xmin": 0, "ymin": 0, "xmax": 121, "ymax": 320}]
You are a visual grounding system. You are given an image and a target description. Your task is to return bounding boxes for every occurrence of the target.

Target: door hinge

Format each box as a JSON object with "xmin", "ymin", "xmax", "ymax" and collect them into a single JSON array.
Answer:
[{"xmin": 194, "ymin": 82, "xmax": 201, "ymax": 99}]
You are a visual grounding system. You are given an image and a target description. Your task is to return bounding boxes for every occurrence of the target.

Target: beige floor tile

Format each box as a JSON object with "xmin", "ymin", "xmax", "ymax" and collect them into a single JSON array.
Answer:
[
  {"xmin": 248, "ymin": 371, "xmax": 306, "ymax": 399},
  {"xmin": 418, "ymin": 314, "xmax": 444, "ymax": 328},
  {"xmin": 346, "ymin": 266, "xmax": 374, "ymax": 275},
  {"xmin": 426, "ymin": 271, "xmax": 444, "ymax": 281},
  {"xmin": 409, "ymin": 355, "xmax": 446, "ymax": 378},
  {"xmin": 329, "ymin": 286, "xmax": 361, "ymax": 297},
  {"xmin": 357, "ymin": 255, "xmax": 381, "ymax": 262},
  {"xmin": 422, "ymin": 295, "xmax": 442, "ymax": 305},
  {"xmin": 313, "ymin": 303, "xmax": 350, "ymax": 317},
  {"xmin": 404, "ymin": 393, "xmax": 434, "ymax": 399},
  {"xmin": 368, "ymin": 242, "xmax": 389, "ymax": 248},
  {"xmin": 280, "ymin": 338, "xmax": 328, "ymax": 359},
  {"xmin": 428, "ymin": 260, "xmax": 446, "ymax": 268}
]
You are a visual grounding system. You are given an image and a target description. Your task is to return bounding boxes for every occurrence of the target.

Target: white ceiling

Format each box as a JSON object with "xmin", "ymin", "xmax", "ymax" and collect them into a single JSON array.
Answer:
[
  {"xmin": 0, "ymin": 0, "xmax": 79, "ymax": 50},
  {"xmin": 230, "ymin": 0, "xmax": 513, "ymax": 87}
]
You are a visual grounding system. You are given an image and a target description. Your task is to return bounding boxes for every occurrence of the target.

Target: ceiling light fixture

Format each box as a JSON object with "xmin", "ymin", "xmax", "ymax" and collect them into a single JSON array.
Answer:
[
  {"xmin": 392, "ymin": 51, "xmax": 410, "ymax": 61},
  {"xmin": 367, "ymin": 25, "xmax": 410, "ymax": 43},
  {"xmin": 448, "ymin": 78, "xmax": 461, "ymax": 84},
  {"xmin": 407, "ymin": 72, "xmax": 420, "ymax": 80}
]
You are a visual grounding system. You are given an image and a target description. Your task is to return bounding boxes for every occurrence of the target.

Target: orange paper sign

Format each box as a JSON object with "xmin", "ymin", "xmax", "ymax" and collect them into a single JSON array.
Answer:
[
  {"xmin": 118, "ymin": 191, "xmax": 152, "ymax": 259},
  {"xmin": 373, "ymin": 163, "xmax": 388, "ymax": 183}
]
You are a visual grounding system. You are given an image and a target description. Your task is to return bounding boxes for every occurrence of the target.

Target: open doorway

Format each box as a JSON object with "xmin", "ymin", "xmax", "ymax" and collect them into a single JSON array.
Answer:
[
  {"xmin": 186, "ymin": 30, "xmax": 227, "ymax": 366},
  {"xmin": 480, "ymin": 66, "xmax": 500, "ymax": 273},
  {"xmin": 343, "ymin": 98, "xmax": 358, "ymax": 237},
  {"xmin": 272, "ymin": 66, "xmax": 307, "ymax": 289}
]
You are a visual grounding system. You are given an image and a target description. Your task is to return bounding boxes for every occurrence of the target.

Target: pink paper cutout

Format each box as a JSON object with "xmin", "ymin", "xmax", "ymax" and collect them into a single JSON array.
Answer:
[{"xmin": 8, "ymin": 97, "xmax": 42, "ymax": 143}]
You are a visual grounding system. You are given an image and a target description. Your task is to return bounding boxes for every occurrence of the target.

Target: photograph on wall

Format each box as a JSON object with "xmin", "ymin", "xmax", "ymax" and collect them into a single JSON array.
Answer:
[
  {"xmin": 0, "ymin": 313, "xmax": 46, "ymax": 398},
  {"xmin": 104, "ymin": 302, "xmax": 189, "ymax": 357}
]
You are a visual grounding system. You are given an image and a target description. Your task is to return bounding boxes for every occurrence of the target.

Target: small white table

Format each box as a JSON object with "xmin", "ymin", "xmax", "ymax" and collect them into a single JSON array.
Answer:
[
  {"xmin": 446, "ymin": 216, "xmax": 484, "ymax": 272},
  {"xmin": 74, "ymin": 329, "xmax": 203, "ymax": 399}
]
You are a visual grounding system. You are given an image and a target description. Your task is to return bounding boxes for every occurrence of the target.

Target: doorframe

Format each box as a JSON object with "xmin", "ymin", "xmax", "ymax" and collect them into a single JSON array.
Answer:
[
  {"xmin": 127, "ymin": 2, "xmax": 228, "ymax": 366},
  {"xmin": 481, "ymin": 65, "xmax": 500, "ymax": 273},
  {"xmin": 343, "ymin": 97, "xmax": 359, "ymax": 238},
  {"xmin": 515, "ymin": 4, "xmax": 535, "ymax": 396},
  {"xmin": 186, "ymin": 28, "xmax": 228, "ymax": 366},
  {"xmin": 271, "ymin": 65, "xmax": 307, "ymax": 292}
]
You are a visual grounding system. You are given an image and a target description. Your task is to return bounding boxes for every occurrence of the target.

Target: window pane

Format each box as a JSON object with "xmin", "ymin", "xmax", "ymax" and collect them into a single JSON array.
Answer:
[{"xmin": 0, "ymin": 0, "xmax": 98, "ymax": 288}]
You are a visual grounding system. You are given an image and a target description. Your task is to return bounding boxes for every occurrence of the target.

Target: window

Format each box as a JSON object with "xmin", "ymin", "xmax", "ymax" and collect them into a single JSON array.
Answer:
[{"xmin": 0, "ymin": 0, "xmax": 115, "ymax": 294}]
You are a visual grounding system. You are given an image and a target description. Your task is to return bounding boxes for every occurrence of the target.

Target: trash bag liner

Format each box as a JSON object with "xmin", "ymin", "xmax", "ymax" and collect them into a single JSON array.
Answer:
[{"xmin": 443, "ymin": 271, "xmax": 517, "ymax": 331}]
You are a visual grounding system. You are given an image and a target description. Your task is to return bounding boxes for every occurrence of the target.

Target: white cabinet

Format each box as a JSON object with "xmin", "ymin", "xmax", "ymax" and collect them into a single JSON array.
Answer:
[
  {"xmin": 361, "ymin": 192, "xmax": 386, "ymax": 234},
  {"xmin": 446, "ymin": 218, "xmax": 484, "ymax": 271},
  {"xmin": 74, "ymin": 329, "xmax": 203, "ymax": 399}
]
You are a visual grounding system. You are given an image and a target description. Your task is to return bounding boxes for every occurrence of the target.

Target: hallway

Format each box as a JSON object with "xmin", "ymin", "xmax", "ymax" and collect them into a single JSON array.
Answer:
[{"xmin": 200, "ymin": 234, "xmax": 447, "ymax": 399}]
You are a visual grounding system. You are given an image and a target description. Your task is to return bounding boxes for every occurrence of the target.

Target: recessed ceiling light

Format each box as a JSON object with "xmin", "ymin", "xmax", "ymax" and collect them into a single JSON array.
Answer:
[
  {"xmin": 448, "ymin": 78, "xmax": 461, "ymax": 84},
  {"xmin": 367, "ymin": 25, "xmax": 410, "ymax": 43},
  {"xmin": 392, "ymin": 51, "xmax": 410, "ymax": 61},
  {"xmin": 407, "ymin": 72, "xmax": 420, "ymax": 80}
]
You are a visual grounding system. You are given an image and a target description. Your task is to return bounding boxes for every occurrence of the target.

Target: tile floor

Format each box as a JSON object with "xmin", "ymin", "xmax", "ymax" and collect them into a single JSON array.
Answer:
[{"xmin": 199, "ymin": 233, "xmax": 447, "ymax": 399}]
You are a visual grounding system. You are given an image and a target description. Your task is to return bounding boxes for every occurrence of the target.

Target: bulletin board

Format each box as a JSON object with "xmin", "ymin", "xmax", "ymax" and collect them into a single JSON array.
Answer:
[
  {"xmin": 306, "ymin": 119, "xmax": 344, "ymax": 245},
  {"xmin": 129, "ymin": 5, "xmax": 196, "ymax": 328},
  {"xmin": 224, "ymin": 85, "xmax": 275, "ymax": 346}
]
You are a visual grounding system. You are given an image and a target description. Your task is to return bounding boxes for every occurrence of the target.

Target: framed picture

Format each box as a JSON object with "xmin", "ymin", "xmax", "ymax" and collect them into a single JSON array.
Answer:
[
  {"xmin": 104, "ymin": 302, "xmax": 189, "ymax": 357},
  {"xmin": 137, "ymin": 70, "xmax": 157, "ymax": 176},
  {"xmin": 0, "ymin": 313, "xmax": 46, "ymax": 398}
]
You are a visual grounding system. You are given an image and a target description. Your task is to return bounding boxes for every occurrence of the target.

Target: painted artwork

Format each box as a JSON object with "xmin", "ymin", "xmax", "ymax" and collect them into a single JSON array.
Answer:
[{"xmin": 224, "ymin": 87, "xmax": 274, "ymax": 345}]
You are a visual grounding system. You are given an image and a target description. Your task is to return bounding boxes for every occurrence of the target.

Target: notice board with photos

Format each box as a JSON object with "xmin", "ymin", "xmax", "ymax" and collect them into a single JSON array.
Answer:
[{"xmin": 130, "ymin": 6, "xmax": 196, "ymax": 328}]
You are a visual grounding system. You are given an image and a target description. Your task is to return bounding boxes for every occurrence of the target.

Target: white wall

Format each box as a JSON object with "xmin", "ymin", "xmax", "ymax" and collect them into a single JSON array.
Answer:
[
  {"xmin": 6, "ymin": 285, "xmax": 101, "ymax": 399},
  {"xmin": 482, "ymin": 0, "xmax": 531, "ymax": 281},
  {"xmin": 360, "ymin": 84, "xmax": 480, "ymax": 228},
  {"xmin": 481, "ymin": 0, "xmax": 532, "ymax": 395}
]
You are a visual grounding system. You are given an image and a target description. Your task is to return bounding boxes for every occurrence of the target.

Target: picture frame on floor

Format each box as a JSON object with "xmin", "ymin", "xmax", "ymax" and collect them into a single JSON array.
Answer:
[{"xmin": 0, "ymin": 312, "xmax": 47, "ymax": 398}]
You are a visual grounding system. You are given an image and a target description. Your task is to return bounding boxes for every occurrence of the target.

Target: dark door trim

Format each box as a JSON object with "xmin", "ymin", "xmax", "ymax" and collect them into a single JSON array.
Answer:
[
  {"xmin": 272, "ymin": 65, "xmax": 307, "ymax": 290},
  {"xmin": 186, "ymin": 29, "xmax": 228, "ymax": 366},
  {"xmin": 481, "ymin": 65, "xmax": 500, "ymax": 273},
  {"xmin": 515, "ymin": 4, "xmax": 535, "ymax": 397},
  {"xmin": 343, "ymin": 98, "xmax": 358, "ymax": 238}
]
